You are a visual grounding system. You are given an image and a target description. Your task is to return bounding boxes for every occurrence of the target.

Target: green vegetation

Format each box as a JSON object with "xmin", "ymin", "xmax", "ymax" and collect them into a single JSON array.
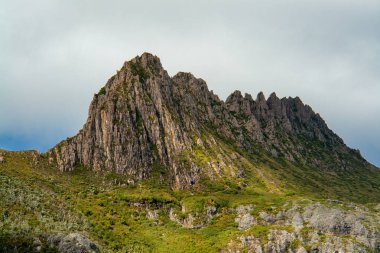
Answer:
[
  {"xmin": 0, "ymin": 144, "xmax": 379, "ymax": 252},
  {"xmin": 128, "ymin": 62, "xmax": 150, "ymax": 82},
  {"xmin": 0, "ymin": 150, "xmax": 289, "ymax": 252},
  {"xmin": 97, "ymin": 87, "xmax": 106, "ymax": 96}
]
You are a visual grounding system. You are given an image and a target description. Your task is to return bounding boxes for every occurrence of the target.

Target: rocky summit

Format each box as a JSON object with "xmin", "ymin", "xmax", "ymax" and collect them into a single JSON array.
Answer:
[
  {"xmin": 1, "ymin": 53, "xmax": 379, "ymax": 253},
  {"xmin": 48, "ymin": 53, "xmax": 370, "ymax": 189}
]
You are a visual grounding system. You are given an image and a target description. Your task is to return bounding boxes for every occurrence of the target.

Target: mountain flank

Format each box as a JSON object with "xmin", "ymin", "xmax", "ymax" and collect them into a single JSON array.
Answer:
[
  {"xmin": 1, "ymin": 53, "xmax": 379, "ymax": 252},
  {"xmin": 47, "ymin": 53, "xmax": 378, "ymax": 197}
]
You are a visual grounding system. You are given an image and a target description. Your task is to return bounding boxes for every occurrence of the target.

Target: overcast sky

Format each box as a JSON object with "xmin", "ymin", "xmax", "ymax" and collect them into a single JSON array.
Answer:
[{"xmin": 1, "ymin": 0, "xmax": 379, "ymax": 167}]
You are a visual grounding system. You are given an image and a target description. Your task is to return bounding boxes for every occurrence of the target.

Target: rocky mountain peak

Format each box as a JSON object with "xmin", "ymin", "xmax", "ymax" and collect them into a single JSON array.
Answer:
[
  {"xmin": 256, "ymin": 91, "xmax": 266, "ymax": 103},
  {"xmin": 244, "ymin": 93, "xmax": 253, "ymax": 101},
  {"xmin": 172, "ymin": 72, "xmax": 209, "ymax": 93},
  {"xmin": 225, "ymin": 90, "xmax": 250, "ymax": 116},
  {"xmin": 225, "ymin": 90, "xmax": 243, "ymax": 105},
  {"xmin": 129, "ymin": 52, "xmax": 163, "ymax": 71},
  {"xmin": 172, "ymin": 71, "xmax": 196, "ymax": 81},
  {"xmin": 268, "ymin": 92, "xmax": 280, "ymax": 101},
  {"xmin": 48, "ymin": 53, "xmax": 370, "ymax": 189},
  {"xmin": 228, "ymin": 90, "xmax": 243, "ymax": 99}
]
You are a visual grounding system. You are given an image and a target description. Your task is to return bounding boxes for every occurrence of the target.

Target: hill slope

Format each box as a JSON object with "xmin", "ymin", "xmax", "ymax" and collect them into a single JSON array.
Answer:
[
  {"xmin": 1, "ymin": 149, "xmax": 379, "ymax": 252},
  {"xmin": 0, "ymin": 53, "xmax": 379, "ymax": 252}
]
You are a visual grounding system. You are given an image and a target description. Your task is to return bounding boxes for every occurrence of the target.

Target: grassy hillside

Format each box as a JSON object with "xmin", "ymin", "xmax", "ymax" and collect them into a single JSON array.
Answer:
[{"xmin": 1, "ymin": 147, "xmax": 379, "ymax": 252}]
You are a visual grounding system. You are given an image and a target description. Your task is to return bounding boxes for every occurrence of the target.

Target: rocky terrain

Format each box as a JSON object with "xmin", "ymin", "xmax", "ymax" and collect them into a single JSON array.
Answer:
[
  {"xmin": 1, "ymin": 53, "xmax": 379, "ymax": 252},
  {"xmin": 48, "ymin": 53, "xmax": 375, "ymax": 189},
  {"xmin": 225, "ymin": 201, "xmax": 380, "ymax": 253}
]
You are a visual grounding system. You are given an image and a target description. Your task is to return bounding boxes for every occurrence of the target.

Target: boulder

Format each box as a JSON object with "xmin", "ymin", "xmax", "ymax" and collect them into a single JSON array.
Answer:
[{"xmin": 47, "ymin": 233, "xmax": 99, "ymax": 253}]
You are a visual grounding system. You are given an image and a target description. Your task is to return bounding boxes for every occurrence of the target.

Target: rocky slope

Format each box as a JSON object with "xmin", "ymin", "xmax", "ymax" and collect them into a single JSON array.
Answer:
[
  {"xmin": 1, "ymin": 149, "xmax": 379, "ymax": 253},
  {"xmin": 224, "ymin": 201, "xmax": 380, "ymax": 253},
  {"xmin": 2, "ymin": 53, "xmax": 379, "ymax": 252},
  {"xmin": 47, "ymin": 53, "xmax": 374, "ymax": 191}
]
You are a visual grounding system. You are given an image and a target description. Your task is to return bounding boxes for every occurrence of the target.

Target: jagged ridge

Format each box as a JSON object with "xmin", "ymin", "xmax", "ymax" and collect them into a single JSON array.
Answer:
[{"xmin": 47, "ymin": 53, "xmax": 374, "ymax": 190}]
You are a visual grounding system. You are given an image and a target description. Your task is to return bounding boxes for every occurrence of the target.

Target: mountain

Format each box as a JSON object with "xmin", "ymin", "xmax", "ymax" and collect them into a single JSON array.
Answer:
[
  {"xmin": 48, "ymin": 52, "xmax": 378, "ymax": 199},
  {"xmin": 1, "ymin": 53, "xmax": 379, "ymax": 253}
]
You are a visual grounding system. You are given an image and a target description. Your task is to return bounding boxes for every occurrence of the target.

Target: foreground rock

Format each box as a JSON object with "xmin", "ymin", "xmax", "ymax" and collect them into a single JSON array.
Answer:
[
  {"xmin": 47, "ymin": 233, "xmax": 99, "ymax": 253},
  {"xmin": 225, "ymin": 201, "xmax": 380, "ymax": 253},
  {"xmin": 235, "ymin": 205, "xmax": 256, "ymax": 230}
]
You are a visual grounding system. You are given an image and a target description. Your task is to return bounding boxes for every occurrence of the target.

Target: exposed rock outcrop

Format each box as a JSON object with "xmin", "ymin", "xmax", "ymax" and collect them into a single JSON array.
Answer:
[
  {"xmin": 226, "ymin": 201, "xmax": 380, "ymax": 253},
  {"xmin": 47, "ymin": 53, "xmax": 370, "ymax": 189},
  {"xmin": 235, "ymin": 205, "xmax": 256, "ymax": 230},
  {"xmin": 169, "ymin": 205, "xmax": 218, "ymax": 229},
  {"xmin": 47, "ymin": 233, "xmax": 99, "ymax": 253}
]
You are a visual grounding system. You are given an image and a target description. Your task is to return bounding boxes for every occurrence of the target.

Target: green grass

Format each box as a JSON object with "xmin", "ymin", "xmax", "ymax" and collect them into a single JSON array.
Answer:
[
  {"xmin": 0, "ymin": 147, "xmax": 379, "ymax": 252},
  {"xmin": 0, "ymin": 150, "xmax": 285, "ymax": 252}
]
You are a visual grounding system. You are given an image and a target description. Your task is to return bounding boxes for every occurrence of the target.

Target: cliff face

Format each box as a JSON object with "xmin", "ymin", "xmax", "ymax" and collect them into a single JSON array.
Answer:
[
  {"xmin": 49, "ymin": 54, "xmax": 197, "ymax": 188},
  {"xmin": 47, "ymin": 53, "xmax": 368, "ymax": 189},
  {"xmin": 224, "ymin": 90, "xmax": 354, "ymax": 166}
]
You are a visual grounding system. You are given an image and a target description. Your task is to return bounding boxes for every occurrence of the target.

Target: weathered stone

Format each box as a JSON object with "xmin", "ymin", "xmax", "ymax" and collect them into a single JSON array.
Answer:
[
  {"xmin": 169, "ymin": 205, "xmax": 217, "ymax": 229},
  {"xmin": 146, "ymin": 208, "xmax": 159, "ymax": 221},
  {"xmin": 47, "ymin": 233, "xmax": 99, "ymax": 253},
  {"xmin": 224, "ymin": 201, "xmax": 380, "ymax": 253},
  {"xmin": 47, "ymin": 52, "xmax": 368, "ymax": 189},
  {"xmin": 264, "ymin": 229, "xmax": 295, "ymax": 253},
  {"xmin": 235, "ymin": 205, "xmax": 256, "ymax": 230}
]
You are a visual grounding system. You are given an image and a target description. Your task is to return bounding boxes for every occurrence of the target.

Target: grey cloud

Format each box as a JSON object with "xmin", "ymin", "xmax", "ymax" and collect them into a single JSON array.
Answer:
[{"xmin": 0, "ymin": 0, "xmax": 379, "ymax": 166}]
